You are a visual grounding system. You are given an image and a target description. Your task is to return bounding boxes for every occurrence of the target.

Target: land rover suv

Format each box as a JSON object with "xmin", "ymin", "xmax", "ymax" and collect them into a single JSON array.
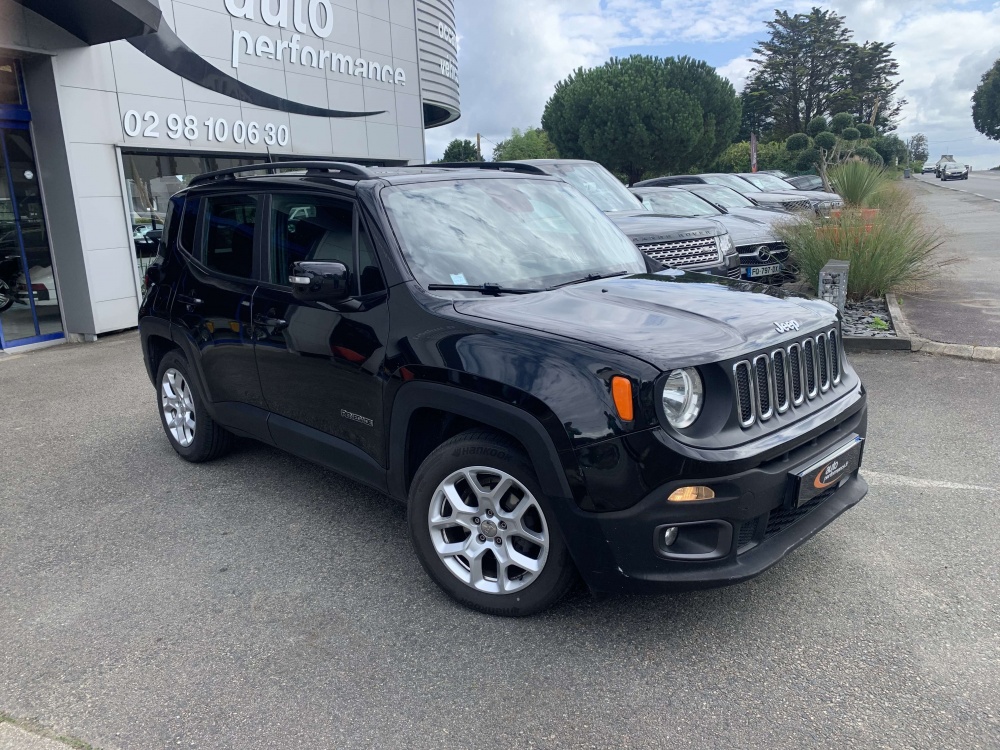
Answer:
[{"xmin": 139, "ymin": 161, "xmax": 868, "ymax": 616}]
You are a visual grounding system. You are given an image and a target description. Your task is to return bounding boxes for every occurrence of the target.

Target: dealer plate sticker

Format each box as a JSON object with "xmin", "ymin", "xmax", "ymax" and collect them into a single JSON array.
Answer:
[{"xmin": 791, "ymin": 435, "xmax": 864, "ymax": 507}]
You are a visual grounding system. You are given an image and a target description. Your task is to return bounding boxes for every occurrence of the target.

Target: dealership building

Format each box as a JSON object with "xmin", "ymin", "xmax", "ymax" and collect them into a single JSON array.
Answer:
[{"xmin": 0, "ymin": 0, "xmax": 459, "ymax": 350}]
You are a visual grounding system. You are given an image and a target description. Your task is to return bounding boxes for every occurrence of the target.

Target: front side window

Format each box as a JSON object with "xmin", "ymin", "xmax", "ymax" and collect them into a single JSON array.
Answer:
[
  {"xmin": 382, "ymin": 177, "xmax": 646, "ymax": 292},
  {"xmin": 269, "ymin": 194, "xmax": 385, "ymax": 295},
  {"xmin": 201, "ymin": 195, "xmax": 257, "ymax": 278}
]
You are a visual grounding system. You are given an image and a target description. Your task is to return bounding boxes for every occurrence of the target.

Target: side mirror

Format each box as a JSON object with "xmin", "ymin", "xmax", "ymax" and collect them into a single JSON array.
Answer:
[{"xmin": 289, "ymin": 261, "xmax": 351, "ymax": 302}]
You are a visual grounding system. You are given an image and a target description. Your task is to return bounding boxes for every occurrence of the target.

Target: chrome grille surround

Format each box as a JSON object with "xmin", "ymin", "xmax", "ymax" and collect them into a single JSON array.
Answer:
[
  {"xmin": 733, "ymin": 361, "xmax": 755, "ymax": 428},
  {"xmin": 637, "ymin": 236, "xmax": 722, "ymax": 268},
  {"xmin": 752, "ymin": 354, "xmax": 774, "ymax": 421},
  {"xmin": 733, "ymin": 329, "xmax": 844, "ymax": 429},
  {"xmin": 771, "ymin": 348, "xmax": 790, "ymax": 413}
]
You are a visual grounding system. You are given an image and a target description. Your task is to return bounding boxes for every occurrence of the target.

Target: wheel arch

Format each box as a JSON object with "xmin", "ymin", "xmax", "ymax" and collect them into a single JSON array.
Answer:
[{"xmin": 388, "ymin": 381, "xmax": 579, "ymax": 504}]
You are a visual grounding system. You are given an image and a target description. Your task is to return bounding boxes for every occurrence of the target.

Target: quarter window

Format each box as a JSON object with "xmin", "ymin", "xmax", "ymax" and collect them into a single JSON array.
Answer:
[{"xmin": 201, "ymin": 195, "xmax": 258, "ymax": 278}]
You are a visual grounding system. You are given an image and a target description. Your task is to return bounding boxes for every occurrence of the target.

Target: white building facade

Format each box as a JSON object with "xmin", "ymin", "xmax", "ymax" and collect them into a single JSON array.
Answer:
[{"xmin": 0, "ymin": 0, "xmax": 459, "ymax": 350}]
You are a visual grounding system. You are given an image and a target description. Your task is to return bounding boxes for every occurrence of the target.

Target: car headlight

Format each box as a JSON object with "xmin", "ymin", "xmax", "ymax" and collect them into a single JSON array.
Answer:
[
  {"xmin": 662, "ymin": 368, "xmax": 704, "ymax": 429},
  {"xmin": 716, "ymin": 232, "xmax": 736, "ymax": 257}
]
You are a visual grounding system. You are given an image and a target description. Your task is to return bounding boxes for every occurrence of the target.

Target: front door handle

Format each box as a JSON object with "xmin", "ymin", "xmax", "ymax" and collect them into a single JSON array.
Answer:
[{"xmin": 253, "ymin": 313, "xmax": 288, "ymax": 331}]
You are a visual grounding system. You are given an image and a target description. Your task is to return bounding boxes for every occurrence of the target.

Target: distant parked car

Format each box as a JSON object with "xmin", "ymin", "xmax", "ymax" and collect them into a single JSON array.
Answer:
[
  {"xmin": 785, "ymin": 175, "xmax": 825, "ymax": 191},
  {"xmin": 636, "ymin": 172, "xmax": 842, "ymax": 216},
  {"xmin": 941, "ymin": 163, "xmax": 970, "ymax": 181},
  {"xmin": 630, "ymin": 186, "xmax": 792, "ymax": 283},
  {"xmin": 434, "ymin": 159, "xmax": 741, "ymax": 278},
  {"xmin": 920, "ymin": 164, "xmax": 936, "ymax": 174}
]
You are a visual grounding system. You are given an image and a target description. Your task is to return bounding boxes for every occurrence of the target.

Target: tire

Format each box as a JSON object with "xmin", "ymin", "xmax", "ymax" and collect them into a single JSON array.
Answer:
[
  {"xmin": 0, "ymin": 278, "xmax": 13, "ymax": 313},
  {"xmin": 155, "ymin": 350, "xmax": 232, "ymax": 462},
  {"xmin": 407, "ymin": 429, "xmax": 577, "ymax": 616}
]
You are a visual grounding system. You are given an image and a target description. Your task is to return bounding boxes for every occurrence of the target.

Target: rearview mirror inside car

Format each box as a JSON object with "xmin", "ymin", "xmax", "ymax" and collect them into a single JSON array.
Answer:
[{"xmin": 289, "ymin": 261, "xmax": 351, "ymax": 302}]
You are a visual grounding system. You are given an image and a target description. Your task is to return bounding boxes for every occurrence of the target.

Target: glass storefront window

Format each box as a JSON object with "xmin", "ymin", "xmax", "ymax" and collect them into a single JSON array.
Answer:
[
  {"xmin": 0, "ymin": 59, "xmax": 23, "ymax": 106},
  {"xmin": 0, "ymin": 126, "xmax": 64, "ymax": 347},
  {"xmin": 122, "ymin": 152, "xmax": 270, "ymax": 288}
]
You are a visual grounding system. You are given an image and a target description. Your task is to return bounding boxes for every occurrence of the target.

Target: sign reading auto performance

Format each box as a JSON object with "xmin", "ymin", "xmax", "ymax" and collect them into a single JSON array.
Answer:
[{"xmin": 225, "ymin": 0, "xmax": 407, "ymax": 86}]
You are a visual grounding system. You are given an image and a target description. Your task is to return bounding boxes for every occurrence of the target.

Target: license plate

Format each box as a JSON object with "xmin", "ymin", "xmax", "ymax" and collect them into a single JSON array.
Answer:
[
  {"xmin": 789, "ymin": 435, "xmax": 864, "ymax": 508},
  {"xmin": 748, "ymin": 263, "xmax": 781, "ymax": 278}
]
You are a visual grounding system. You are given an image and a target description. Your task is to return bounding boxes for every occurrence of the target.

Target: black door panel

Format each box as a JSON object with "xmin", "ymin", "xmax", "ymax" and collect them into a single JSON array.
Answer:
[
  {"xmin": 253, "ymin": 193, "xmax": 390, "ymax": 466},
  {"xmin": 170, "ymin": 194, "xmax": 264, "ymax": 408}
]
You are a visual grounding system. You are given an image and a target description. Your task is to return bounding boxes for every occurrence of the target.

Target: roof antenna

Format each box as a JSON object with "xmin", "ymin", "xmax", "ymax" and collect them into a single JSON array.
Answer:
[{"xmin": 265, "ymin": 145, "xmax": 275, "ymax": 174}]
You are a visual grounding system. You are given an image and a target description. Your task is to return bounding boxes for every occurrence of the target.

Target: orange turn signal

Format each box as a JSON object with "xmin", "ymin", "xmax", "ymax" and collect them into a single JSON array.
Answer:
[
  {"xmin": 668, "ymin": 486, "xmax": 716, "ymax": 502},
  {"xmin": 611, "ymin": 376, "xmax": 634, "ymax": 421}
]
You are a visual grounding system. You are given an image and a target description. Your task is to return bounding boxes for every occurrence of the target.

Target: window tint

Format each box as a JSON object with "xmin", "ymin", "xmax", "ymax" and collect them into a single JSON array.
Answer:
[
  {"xmin": 201, "ymin": 195, "xmax": 257, "ymax": 278},
  {"xmin": 271, "ymin": 195, "xmax": 374, "ymax": 293}
]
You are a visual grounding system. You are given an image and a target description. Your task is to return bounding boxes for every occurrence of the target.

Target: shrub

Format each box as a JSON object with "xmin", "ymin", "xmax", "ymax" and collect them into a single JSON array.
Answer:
[
  {"xmin": 841, "ymin": 127, "xmax": 861, "ymax": 142},
  {"xmin": 829, "ymin": 112, "xmax": 854, "ymax": 134},
  {"xmin": 796, "ymin": 147, "xmax": 822, "ymax": 172},
  {"xmin": 806, "ymin": 115, "xmax": 829, "ymax": 136},
  {"xmin": 854, "ymin": 146, "xmax": 883, "ymax": 166},
  {"xmin": 828, "ymin": 160, "xmax": 892, "ymax": 207},
  {"xmin": 857, "ymin": 123, "xmax": 876, "ymax": 139},
  {"xmin": 775, "ymin": 191, "xmax": 939, "ymax": 301},
  {"xmin": 786, "ymin": 133, "xmax": 811, "ymax": 152},
  {"xmin": 814, "ymin": 131, "xmax": 838, "ymax": 150}
]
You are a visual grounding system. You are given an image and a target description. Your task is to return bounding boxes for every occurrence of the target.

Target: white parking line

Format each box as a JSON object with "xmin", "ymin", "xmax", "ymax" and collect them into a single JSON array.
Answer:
[{"xmin": 863, "ymin": 470, "xmax": 992, "ymax": 492}]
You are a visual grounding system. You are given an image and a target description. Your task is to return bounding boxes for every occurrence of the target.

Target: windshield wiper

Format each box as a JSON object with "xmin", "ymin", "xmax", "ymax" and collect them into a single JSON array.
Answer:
[
  {"xmin": 550, "ymin": 270, "xmax": 628, "ymax": 289},
  {"xmin": 427, "ymin": 282, "xmax": 543, "ymax": 296}
]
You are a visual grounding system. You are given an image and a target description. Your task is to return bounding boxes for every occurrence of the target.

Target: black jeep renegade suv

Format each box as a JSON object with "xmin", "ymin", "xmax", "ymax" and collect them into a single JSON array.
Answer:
[{"xmin": 139, "ymin": 161, "xmax": 868, "ymax": 616}]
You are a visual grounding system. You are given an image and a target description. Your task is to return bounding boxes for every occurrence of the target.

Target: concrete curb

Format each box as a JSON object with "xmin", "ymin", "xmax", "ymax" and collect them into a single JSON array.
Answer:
[{"xmin": 888, "ymin": 289, "xmax": 1000, "ymax": 363}]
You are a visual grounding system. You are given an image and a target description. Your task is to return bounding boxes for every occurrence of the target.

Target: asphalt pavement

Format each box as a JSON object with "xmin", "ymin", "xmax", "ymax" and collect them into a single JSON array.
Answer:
[
  {"xmin": 902, "ymin": 173, "xmax": 1000, "ymax": 347},
  {"xmin": 1, "ymin": 335, "xmax": 999, "ymax": 750}
]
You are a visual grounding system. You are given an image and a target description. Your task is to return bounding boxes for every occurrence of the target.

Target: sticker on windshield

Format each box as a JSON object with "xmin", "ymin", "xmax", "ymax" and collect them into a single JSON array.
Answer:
[{"xmin": 450, "ymin": 273, "xmax": 468, "ymax": 285}]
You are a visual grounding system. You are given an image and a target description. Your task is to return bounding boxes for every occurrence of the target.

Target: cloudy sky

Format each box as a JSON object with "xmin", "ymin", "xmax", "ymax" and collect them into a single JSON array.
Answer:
[{"xmin": 427, "ymin": 0, "xmax": 1000, "ymax": 169}]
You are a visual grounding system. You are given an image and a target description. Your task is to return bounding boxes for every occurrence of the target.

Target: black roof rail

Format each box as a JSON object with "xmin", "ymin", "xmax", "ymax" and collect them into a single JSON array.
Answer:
[
  {"xmin": 422, "ymin": 161, "xmax": 549, "ymax": 175},
  {"xmin": 187, "ymin": 161, "xmax": 376, "ymax": 188}
]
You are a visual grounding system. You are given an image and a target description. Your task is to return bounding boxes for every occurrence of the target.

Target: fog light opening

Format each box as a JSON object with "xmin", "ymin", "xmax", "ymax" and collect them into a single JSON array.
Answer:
[
  {"xmin": 668, "ymin": 486, "xmax": 716, "ymax": 502},
  {"xmin": 662, "ymin": 526, "xmax": 678, "ymax": 547}
]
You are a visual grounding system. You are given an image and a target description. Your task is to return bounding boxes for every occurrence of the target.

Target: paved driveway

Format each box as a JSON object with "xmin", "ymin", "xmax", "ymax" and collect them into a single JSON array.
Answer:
[
  {"xmin": 902, "ymin": 176, "xmax": 1000, "ymax": 347},
  {"xmin": 1, "ymin": 336, "xmax": 998, "ymax": 749}
]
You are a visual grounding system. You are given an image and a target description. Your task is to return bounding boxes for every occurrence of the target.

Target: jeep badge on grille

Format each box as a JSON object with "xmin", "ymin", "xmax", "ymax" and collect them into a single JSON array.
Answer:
[{"xmin": 774, "ymin": 320, "xmax": 800, "ymax": 333}]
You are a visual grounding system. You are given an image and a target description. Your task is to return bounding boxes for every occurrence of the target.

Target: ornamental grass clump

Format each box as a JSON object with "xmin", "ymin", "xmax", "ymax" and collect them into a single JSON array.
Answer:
[
  {"xmin": 776, "ymin": 190, "xmax": 939, "ymax": 301},
  {"xmin": 829, "ymin": 160, "xmax": 893, "ymax": 207}
]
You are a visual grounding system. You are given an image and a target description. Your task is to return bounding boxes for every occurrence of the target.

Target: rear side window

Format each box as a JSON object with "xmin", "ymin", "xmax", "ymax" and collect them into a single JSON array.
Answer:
[{"xmin": 200, "ymin": 195, "xmax": 258, "ymax": 278}]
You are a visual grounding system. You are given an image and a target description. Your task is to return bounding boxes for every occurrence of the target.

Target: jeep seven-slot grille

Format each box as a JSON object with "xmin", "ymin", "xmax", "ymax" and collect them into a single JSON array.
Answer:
[
  {"xmin": 636, "ymin": 237, "xmax": 721, "ymax": 268},
  {"xmin": 733, "ymin": 329, "xmax": 843, "ymax": 429}
]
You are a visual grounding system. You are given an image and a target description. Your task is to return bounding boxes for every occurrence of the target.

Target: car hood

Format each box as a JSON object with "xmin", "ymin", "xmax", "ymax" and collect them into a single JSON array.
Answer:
[
  {"xmin": 451, "ymin": 271, "xmax": 836, "ymax": 369},
  {"xmin": 726, "ymin": 207, "xmax": 803, "ymax": 229},
  {"xmin": 748, "ymin": 191, "xmax": 813, "ymax": 205},
  {"xmin": 774, "ymin": 189, "xmax": 841, "ymax": 202},
  {"xmin": 606, "ymin": 211, "xmax": 724, "ymax": 243},
  {"xmin": 708, "ymin": 214, "xmax": 780, "ymax": 246}
]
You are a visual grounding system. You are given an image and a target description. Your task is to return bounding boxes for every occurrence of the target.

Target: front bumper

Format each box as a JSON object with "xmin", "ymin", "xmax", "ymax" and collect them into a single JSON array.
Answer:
[{"xmin": 557, "ymin": 398, "xmax": 868, "ymax": 594}]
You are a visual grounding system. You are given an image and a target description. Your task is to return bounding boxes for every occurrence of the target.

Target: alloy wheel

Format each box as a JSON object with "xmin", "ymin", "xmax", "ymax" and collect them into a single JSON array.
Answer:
[
  {"xmin": 427, "ymin": 466, "xmax": 550, "ymax": 594},
  {"xmin": 161, "ymin": 367, "xmax": 196, "ymax": 447}
]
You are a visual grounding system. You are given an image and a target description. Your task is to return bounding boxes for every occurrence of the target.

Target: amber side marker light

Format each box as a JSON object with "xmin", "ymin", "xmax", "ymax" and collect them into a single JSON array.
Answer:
[
  {"xmin": 611, "ymin": 376, "xmax": 634, "ymax": 421},
  {"xmin": 668, "ymin": 486, "xmax": 716, "ymax": 502}
]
